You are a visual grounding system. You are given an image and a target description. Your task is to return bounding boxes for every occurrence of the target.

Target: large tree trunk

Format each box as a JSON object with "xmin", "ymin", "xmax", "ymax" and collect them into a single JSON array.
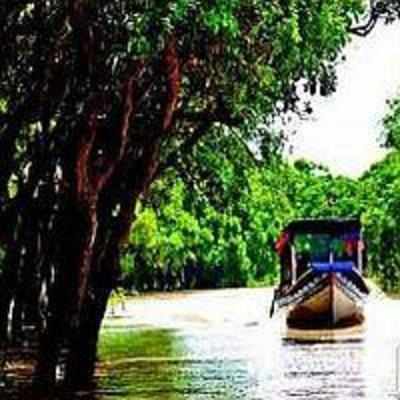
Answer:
[
  {"xmin": 64, "ymin": 227, "xmax": 112, "ymax": 388},
  {"xmin": 33, "ymin": 194, "xmax": 98, "ymax": 387},
  {"xmin": 60, "ymin": 37, "xmax": 179, "ymax": 387},
  {"xmin": 2, "ymin": 19, "xmax": 181, "ymax": 391},
  {"xmin": 64, "ymin": 285, "xmax": 112, "ymax": 388},
  {"xmin": 63, "ymin": 185, "xmax": 136, "ymax": 387}
]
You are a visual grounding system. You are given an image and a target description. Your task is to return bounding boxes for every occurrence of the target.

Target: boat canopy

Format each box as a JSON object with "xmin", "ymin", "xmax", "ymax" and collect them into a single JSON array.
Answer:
[
  {"xmin": 283, "ymin": 218, "xmax": 361, "ymax": 236},
  {"xmin": 275, "ymin": 218, "xmax": 365, "ymax": 287},
  {"xmin": 275, "ymin": 218, "xmax": 361, "ymax": 255}
]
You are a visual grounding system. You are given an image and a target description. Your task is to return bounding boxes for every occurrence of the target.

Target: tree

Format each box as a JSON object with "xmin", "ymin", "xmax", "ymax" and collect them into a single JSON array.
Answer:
[
  {"xmin": 356, "ymin": 96, "xmax": 400, "ymax": 291},
  {"xmin": 0, "ymin": 0, "xmax": 363, "ymax": 389}
]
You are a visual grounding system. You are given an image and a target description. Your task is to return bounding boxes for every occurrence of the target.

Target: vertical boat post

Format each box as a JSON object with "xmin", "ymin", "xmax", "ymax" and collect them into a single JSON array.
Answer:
[
  {"xmin": 329, "ymin": 248, "xmax": 334, "ymax": 264},
  {"xmin": 291, "ymin": 244, "xmax": 297, "ymax": 285},
  {"xmin": 358, "ymin": 232, "xmax": 363, "ymax": 274},
  {"xmin": 329, "ymin": 247, "xmax": 336, "ymax": 325}
]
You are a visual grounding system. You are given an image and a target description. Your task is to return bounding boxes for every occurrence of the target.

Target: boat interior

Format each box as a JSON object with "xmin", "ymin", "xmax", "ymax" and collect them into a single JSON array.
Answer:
[{"xmin": 276, "ymin": 219, "xmax": 367, "ymax": 294}]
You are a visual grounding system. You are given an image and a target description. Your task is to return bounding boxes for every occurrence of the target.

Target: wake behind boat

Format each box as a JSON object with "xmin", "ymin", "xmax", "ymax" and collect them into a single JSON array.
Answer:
[{"xmin": 271, "ymin": 218, "xmax": 369, "ymax": 329}]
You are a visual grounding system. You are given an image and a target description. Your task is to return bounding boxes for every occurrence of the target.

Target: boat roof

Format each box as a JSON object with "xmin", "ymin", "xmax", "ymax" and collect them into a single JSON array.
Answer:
[{"xmin": 283, "ymin": 218, "xmax": 361, "ymax": 235}]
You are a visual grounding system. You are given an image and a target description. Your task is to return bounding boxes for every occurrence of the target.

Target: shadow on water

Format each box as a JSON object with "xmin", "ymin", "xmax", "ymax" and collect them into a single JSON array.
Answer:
[
  {"xmin": 97, "ymin": 328, "xmax": 189, "ymax": 400},
  {"xmin": 0, "ymin": 329, "xmax": 189, "ymax": 400},
  {"xmin": 96, "ymin": 327, "xmax": 260, "ymax": 400}
]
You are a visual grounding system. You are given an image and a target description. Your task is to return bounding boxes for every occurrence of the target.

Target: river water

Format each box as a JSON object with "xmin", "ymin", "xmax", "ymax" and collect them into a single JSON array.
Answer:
[
  {"xmin": 91, "ymin": 288, "xmax": 400, "ymax": 400},
  {"xmin": 2, "ymin": 288, "xmax": 400, "ymax": 399}
]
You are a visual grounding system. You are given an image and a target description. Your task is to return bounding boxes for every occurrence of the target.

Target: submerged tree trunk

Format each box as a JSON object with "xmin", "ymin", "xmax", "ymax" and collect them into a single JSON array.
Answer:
[
  {"xmin": 0, "ymin": 253, "xmax": 17, "ymax": 342},
  {"xmin": 34, "ymin": 311, "xmax": 63, "ymax": 389},
  {"xmin": 64, "ymin": 285, "xmax": 112, "ymax": 388}
]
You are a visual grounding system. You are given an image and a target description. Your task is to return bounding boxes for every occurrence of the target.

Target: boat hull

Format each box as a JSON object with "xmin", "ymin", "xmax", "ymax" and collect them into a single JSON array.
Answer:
[{"xmin": 277, "ymin": 272, "xmax": 367, "ymax": 329}]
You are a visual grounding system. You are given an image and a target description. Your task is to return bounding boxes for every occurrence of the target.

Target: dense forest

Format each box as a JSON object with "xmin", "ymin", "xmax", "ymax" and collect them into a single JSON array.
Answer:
[
  {"xmin": 121, "ymin": 94, "xmax": 400, "ymax": 294},
  {"xmin": 1, "ymin": 0, "xmax": 400, "ymax": 392}
]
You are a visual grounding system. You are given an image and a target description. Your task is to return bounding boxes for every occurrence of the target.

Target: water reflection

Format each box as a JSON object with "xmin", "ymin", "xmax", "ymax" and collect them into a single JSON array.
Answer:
[
  {"xmin": 280, "ymin": 341, "xmax": 365, "ymax": 400},
  {"xmin": 92, "ymin": 290, "xmax": 400, "ymax": 400}
]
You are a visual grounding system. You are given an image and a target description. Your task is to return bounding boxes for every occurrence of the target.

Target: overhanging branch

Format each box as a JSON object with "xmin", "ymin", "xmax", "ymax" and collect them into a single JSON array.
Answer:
[
  {"xmin": 349, "ymin": 11, "xmax": 379, "ymax": 36},
  {"xmin": 349, "ymin": 1, "xmax": 392, "ymax": 37}
]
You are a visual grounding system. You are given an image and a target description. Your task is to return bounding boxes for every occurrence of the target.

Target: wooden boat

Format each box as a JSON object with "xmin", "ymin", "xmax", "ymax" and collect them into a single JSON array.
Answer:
[{"xmin": 270, "ymin": 219, "xmax": 369, "ymax": 329}]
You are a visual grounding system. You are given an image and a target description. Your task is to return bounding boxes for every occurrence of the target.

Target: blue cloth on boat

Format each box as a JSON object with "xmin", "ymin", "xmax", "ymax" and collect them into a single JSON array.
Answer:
[{"xmin": 312, "ymin": 261, "xmax": 354, "ymax": 273}]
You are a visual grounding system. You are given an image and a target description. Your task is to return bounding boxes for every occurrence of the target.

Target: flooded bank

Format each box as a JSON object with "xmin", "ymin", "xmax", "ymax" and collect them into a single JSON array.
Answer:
[{"xmin": 3, "ymin": 288, "xmax": 400, "ymax": 399}]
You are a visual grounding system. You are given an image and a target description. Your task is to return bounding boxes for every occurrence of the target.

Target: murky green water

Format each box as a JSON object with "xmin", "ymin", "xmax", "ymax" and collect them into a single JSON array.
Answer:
[
  {"xmin": 92, "ymin": 289, "xmax": 400, "ymax": 400},
  {"xmin": 3, "ymin": 288, "xmax": 400, "ymax": 399}
]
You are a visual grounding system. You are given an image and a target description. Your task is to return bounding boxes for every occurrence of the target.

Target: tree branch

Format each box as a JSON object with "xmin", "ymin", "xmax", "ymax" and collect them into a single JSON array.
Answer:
[
  {"xmin": 161, "ymin": 36, "xmax": 181, "ymax": 132},
  {"xmin": 92, "ymin": 62, "xmax": 145, "ymax": 192},
  {"xmin": 349, "ymin": 1, "xmax": 390, "ymax": 37},
  {"xmin": 349, "ymin": 12, "xmax": 379, "ymax": 36}
]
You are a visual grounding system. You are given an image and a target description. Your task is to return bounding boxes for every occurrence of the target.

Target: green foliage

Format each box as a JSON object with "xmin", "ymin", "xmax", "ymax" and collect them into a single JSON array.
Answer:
[
  {"xmin": 382, "ymin": 97, "xmax": 400, "ymax": 150},
  {"xmin": 125, "ymin": 0, "xmax": 364, "ymax": 123},
  {"xmin": 121, "ymin": 148, "xmax": 366, "ymax": 290},
  {"xmin": 358, "ymin": 151, "xmax": 400, "ymax": 292},
  {"xmin": 121, "ymin": 100, "xmax": 400, "ymax": 293}
]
